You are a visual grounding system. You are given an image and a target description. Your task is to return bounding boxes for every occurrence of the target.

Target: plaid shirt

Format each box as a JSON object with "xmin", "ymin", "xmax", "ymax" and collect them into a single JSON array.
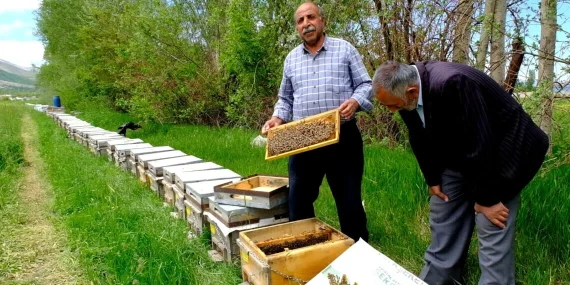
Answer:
[{"xmin": 272, "ymin": 36, "xmax": 373, "ymax": 122}]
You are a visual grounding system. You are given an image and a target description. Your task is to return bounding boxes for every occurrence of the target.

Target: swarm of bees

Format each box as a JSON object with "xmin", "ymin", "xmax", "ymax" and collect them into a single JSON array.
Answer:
[{"xmin": 267, "ymin": 119, "xmax": 335, "ymax": 156}]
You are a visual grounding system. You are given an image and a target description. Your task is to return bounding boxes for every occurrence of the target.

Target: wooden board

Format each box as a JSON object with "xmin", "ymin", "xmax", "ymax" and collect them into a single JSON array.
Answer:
[
  {"xmin": 162, "ymin": 181, "xmax": 176, "ymax": 206},
  {"xmin": 173, "ymin": 185, "xmax": 186, "ymax": 218},
  {"xmin": 175, "ymin": 169, "xmax": 241, "ymax": 191},
  {"xmin": 186, "ymin": 178, "xmax": 242, "ymax": 207},
  {"xmin": 114, "ymin": 143, "xmax": 153, "ymax": 157},
  {"xmin": 214, "ymin": 175, "xmax": 288, "ymax": 209},
  {"xmin": 265, "ymin": 109, "xmax": 340, "ymax": 161},
  {"xmin": 107, "ymin": 139, "xmax": 144, "ymax": 150},
  {"xmin": 147, "ymin": 155, "xmax": 202, "ymax": 176},
  {"xmin": 206, "ymin": 211, "xmax": 289, "ymax": 263},
  {"xmin": 136, "ymin": 150, "xmax": 186, "ymax": 168},
  {"xmin": 185, "ymin": 199, "xmax": 206, "ymax": 235},
  {"xmin": 238, "ymin": 218, "xmax": 354, "ymax": 285},
  {"xmin": 162, "ymin": 162, "xmax": 223, "ymax": 184},
  {"xmin": 208, "ymin": 197, "xmax": 288, "ymax": 228},
  {"xmin": 88, "ymin": 134, "xmax": 124, "ymax": 147},
  {"xmin": 129, "ymin": 146, "xmax": 174, "ymax": 160}
]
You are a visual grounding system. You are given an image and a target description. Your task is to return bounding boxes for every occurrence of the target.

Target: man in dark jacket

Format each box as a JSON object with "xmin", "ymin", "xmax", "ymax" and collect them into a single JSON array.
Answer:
[{"xmin": 371, "ymin": 60, "xmax": 549, "ymax": 285}]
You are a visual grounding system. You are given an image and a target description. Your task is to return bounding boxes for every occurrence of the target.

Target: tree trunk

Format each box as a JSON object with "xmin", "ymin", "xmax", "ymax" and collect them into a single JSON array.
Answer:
[
  {"xmin": 403, "ymin": 0, "xmax": 413, "ymax": 62},
  {"xmin": 503, "ymin": 37, "xmax": 524, "ymax": 95},
  {"xmin": 538, "ymin": 0, "xmax": 557, "ymax": 145},
  {"xmin": 476, "ymin": 0, "xmax": 495, "ymax": 70},
  {"xmin": 452, "ymin": 0, "xmax": 475, "ymax": 64},
  {"xmin": 489, "ymin": 0, "xmax": 506, "ymax": 83},
  {"xmin": 374, "ymin": 0, "xmax": 394, "ymax": 60}
]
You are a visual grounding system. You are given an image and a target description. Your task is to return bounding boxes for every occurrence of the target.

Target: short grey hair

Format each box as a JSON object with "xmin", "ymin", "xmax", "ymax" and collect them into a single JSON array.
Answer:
[
  {"xmin": 294, "ymin": 1, "xmax": 325, "ymax": 23},
  {"xmin": 372, "ymin": 61, "xmax": 419, "ymax": 99}
]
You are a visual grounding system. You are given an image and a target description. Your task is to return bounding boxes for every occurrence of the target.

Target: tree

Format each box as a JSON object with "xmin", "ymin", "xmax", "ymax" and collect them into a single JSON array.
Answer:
[
  {"xmin": 525, "ymin": 70, "xmax": 536, "ymax": 90},
  {"xmin": 537, "ymin": 0, "xmax": 557, "ymax": 146},
  {"xmin": 452, "ymin": 0, "xmax": 475, "ymax": 64},
  {"xmin": 489, "ymin": 0, "xmax": 507, "ymax": 83},
  {"xmin": 476, "ymin": 0, "xmax": 496, "ymax": 70}
]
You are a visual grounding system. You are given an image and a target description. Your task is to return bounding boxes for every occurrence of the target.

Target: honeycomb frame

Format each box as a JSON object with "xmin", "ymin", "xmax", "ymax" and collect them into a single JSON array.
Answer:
[{"xmin": 265, "ymin": 109, "xmax": 340, "ymax": 161}]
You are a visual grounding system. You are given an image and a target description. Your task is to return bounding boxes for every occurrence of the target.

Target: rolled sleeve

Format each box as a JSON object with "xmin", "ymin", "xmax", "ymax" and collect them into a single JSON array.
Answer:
[
  {"xmin": 347, "ymin": 46, "xmax": 373, "ymax": 112},
  {"xmin": 272, "ymin": 57, "xmax": 294, "ymax": 122}
]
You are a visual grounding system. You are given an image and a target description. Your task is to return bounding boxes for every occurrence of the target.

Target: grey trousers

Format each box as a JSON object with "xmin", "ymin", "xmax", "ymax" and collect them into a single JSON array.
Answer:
[{"xmin": 419, "ymin": 169, "xmax": 521, "ymax": 285}]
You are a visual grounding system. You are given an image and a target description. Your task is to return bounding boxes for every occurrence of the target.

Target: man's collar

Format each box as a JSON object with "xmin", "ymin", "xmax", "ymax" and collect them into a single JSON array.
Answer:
[
  {"xmin": 412, "ymin": 65, "xmax": 423, "ymax": 108},
  {"xmin": 302, "ymin": 33, "xmax": 328, "ymax": 54}
]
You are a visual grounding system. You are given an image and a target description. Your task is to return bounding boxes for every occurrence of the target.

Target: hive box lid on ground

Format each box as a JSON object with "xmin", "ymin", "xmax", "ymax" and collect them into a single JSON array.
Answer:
[
  {"xmin": 147, "ymin": 155, "xmax": 202, "ymax": 176},
  {"xmin": 186, "ymin": 178, "xmax": 242, "ymax": 207},
  {"xmin": 163, "ymin": 162, "xmax": 223, "ymax": 184},
  {"xmin": 307, "ymin": 239, "xmax": 427, "ymax": 285},
  {"xmin": 129, "ymin": 146, "xmax": 174, "ymax": 159},
  {"xmin": 175, "ymin": 169, "xmax": 241, "ymax": 190},
  {"xmin": 214, "ymin": 174, "xmax": 288, "ymax": 209}
]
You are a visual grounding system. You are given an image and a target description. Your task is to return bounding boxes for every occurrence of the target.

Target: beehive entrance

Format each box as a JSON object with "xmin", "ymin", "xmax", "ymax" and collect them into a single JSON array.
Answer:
[
  {"xmin": 256, "ymin": 230, "xmax": 332, "ymax": 255},
  {"xmin": 267, "ymin": 119, "xmax": 335, "ymax": 156}
]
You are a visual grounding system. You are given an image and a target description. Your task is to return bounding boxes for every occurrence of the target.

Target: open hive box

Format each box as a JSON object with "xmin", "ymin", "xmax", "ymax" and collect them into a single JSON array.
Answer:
[
  {"xmin": 214, "ymin": 174, "xmax": 289, "ymax": 209},
  {"xmin": 238, "ymin": 218, "xmax": 354, "ymax": 285},
  {"xmin": 265, "ymin": 109, "xmax": 340, "ymax": 161}
]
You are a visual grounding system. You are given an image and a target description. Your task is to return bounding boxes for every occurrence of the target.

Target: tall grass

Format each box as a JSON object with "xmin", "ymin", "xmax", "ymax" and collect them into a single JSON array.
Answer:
[
  {"xmin": 30, "ymin": 100, "xmax": 570, "ymax": 284},
  {"xmin": 0, "ymin": 103, "xmax": 25, "ymax": 278}
]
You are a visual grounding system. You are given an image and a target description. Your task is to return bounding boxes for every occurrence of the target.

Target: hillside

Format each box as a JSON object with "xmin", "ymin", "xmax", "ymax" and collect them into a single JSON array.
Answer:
[
  {"xmin": 0, "ymin": 59, "xmax": 37, "ymax": 79},
  {"xmin": 0, "ymin": 59, "xmax": 37, "ymax": 89},
  {"xmin": 0, "ymin": 69, "xmax": 35, "ymax": 86}
]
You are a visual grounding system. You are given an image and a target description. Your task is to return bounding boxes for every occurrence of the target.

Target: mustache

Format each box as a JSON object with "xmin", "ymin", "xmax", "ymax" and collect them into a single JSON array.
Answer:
[{"xmin": 303, "ymin": 26, "xmax": 316, "ymax": 34}]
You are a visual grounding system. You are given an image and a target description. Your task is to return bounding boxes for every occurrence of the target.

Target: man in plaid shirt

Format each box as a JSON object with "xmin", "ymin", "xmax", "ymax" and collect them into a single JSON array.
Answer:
[{"xmin": 261, "ymin": 1, "xmax": 373, "ymax": 242}]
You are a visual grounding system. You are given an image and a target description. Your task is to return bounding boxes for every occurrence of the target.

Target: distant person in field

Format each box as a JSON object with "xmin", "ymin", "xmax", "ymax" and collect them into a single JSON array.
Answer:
[
  {"xmin": 261, "ymin": 1, "xmax": 373, "ymax": 242},
  {"xmin": 371, "ymin": 60, "xmax": 549, "ymax": 285}
]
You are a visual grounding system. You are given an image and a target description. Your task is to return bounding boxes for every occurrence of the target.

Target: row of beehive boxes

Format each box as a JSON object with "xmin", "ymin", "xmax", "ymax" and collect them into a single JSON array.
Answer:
[{"xmin": 46, "ymin": 111, "xmax": 359, "ymax": 285}]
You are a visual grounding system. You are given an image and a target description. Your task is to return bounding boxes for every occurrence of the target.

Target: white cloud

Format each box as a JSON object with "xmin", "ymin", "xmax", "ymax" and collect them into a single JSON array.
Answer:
[
  {"xmin": 0, "ymin": 0, "xmax": 41, "ymax": 13},
  {"xmin": 0, "ymin": 40, "xmax": 44, "ymax": 67},
  {"xmin": 0, "ymin": 20, "xmax": 27, "ymax": 36}
]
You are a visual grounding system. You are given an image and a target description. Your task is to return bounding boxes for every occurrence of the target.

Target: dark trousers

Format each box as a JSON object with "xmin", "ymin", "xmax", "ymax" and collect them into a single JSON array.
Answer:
[{"xmin": 287, "ymin": 120, "xmax": 369, "ymax": 242}]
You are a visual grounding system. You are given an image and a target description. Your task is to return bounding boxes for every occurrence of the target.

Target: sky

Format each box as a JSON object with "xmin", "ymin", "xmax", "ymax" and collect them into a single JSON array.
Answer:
[{"xmin": 0, "ymin": 0, "xmax": 44, "ymax": 68}]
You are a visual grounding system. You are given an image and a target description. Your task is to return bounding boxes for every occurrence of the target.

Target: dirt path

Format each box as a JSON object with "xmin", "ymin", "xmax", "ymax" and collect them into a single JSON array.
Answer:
[{"xmin": 0, "ymin": 113, "xmax": 84, "ymax": 284}]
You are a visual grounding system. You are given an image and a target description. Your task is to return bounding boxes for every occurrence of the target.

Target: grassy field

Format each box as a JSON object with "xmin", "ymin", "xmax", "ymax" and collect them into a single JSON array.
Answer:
[
  {"xmin": 2, "ymin": 99, "xmax": 569, "ymax": 284},
  {"xmin": 59, "ymin": 101, "xmax": 570, "ymax": 284},
  {"xmin": 0, "ymin": 103, "xmax": 25, "ymax": 279}
]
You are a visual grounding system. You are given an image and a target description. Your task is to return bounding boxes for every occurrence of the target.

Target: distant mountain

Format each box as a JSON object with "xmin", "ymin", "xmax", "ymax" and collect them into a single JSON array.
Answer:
[
  {"xmin": 0, "ymin": 69, "xmax": 35, "ymax": 85},
  {"xmin": 0, "ymin": 59, "xmax": 37, "ymax": 89}
]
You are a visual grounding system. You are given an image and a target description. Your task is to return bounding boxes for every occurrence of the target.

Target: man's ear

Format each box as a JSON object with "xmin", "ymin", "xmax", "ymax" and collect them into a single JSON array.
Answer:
[{"xmin": 406, "ymin": 86, "xmax": 419, "ymax": 101}]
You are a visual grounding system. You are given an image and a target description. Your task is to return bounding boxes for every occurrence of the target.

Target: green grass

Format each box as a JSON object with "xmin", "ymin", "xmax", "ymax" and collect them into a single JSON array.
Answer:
[
  {"xmin": 0, "ymin": 103, "xmax": 25, "ymax": 278},
  {"xmin": 30, "ymin": 110, "xmax": 242, "ymax": 284},
  {"xmin": 16, "ymin": 100, "xmax": 570, "ymax": 284}
]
